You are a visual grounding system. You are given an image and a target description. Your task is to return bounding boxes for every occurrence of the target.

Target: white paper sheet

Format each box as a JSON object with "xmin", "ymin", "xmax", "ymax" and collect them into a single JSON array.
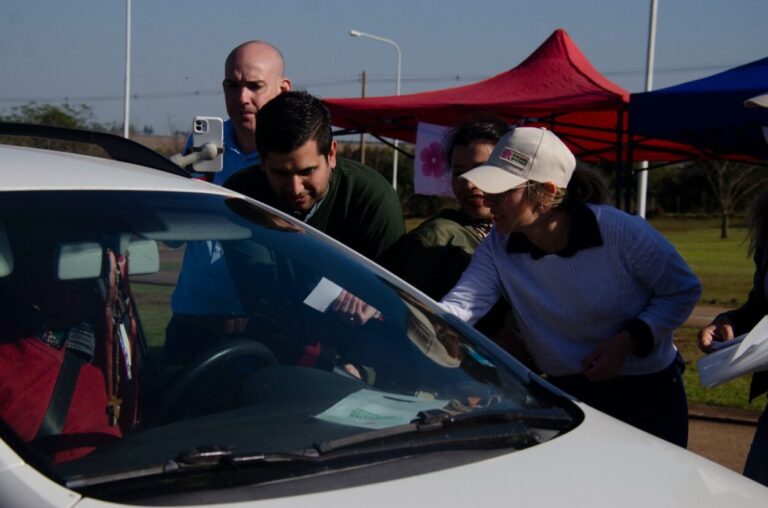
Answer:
[
  {"xmin": 303, "ymin": 277, "xmax": 343, "ymax": 313},
  {"xmin": 697, "ymin": 315, "xmax": 768, "ymax": 388},
  {"xmin": 315, "ymin": 389, "xmax": 448, "ymax": 429},
  {"xmin": 734, "ymin": 315, "xmax": 768, "ymax": 359}
]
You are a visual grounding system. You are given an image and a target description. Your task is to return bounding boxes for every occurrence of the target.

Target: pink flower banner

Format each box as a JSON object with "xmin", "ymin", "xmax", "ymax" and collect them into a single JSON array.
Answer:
[{"xmin": 414, "ymin": 122, "xmax": 452, "ymax": 196}]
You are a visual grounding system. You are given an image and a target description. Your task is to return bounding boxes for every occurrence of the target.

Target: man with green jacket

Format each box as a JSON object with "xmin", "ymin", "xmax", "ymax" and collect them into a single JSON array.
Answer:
[{"xmin": 226, "ymin": 91, "xmax": 404, "ymax": 262}]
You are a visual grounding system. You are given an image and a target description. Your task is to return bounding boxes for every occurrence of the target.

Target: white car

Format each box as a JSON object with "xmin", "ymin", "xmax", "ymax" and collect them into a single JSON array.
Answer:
[{"xmin": 0, "ymin": 125, "xmax": 765, "ymax": 507}]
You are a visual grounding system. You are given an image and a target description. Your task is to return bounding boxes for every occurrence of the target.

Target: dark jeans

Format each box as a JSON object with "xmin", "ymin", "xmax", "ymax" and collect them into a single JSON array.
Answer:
[
  {"xmin": 547, "ymin": 357, "xmax": 688, "ymax": 447},
  {"xmin": 744, "ymin": 404, "xmax": 768, "ymax": 486}
]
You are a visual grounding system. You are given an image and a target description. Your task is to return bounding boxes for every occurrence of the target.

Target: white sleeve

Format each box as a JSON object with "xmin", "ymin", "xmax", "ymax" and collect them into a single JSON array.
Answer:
[{"xmin": 440, "ymin": 235, "xmax": 505, "ymax": 325}]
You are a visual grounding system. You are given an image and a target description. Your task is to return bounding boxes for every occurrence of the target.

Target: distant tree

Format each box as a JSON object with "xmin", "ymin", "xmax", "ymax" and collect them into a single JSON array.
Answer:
[
  {"xmin": 336, "ymin": 141, "xmax": 415, "ymax": 204},
  {"xmin": 646, "ymin": 163, "xmax": 711, "ymax": 215},
  {"xmin": 0, "ymin": 101, "xmax": 93, "ymax": 129},
  {"xmin": 0, "ymin": 101, "xmax": 107, "ymax": 155},
  {"xmin": 696, "ymin": 160, "xmax": 767, "ymax": 238}
]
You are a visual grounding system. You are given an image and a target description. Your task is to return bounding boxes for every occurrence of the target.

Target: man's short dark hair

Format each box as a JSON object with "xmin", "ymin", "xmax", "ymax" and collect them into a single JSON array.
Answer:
[
  {"xmin": 255, "ymin": 91, "xmax": 333, "ymax": 159},
  {"xmin": 444, "ymin": 116, "xmax": 510, "ymax": 162}
]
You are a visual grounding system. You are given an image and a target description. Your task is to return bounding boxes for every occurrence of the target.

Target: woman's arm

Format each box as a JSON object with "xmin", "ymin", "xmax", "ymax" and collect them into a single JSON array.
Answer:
[{"xmin": 440, "ymin": 235, "xmax": 504, "ymax": 325}]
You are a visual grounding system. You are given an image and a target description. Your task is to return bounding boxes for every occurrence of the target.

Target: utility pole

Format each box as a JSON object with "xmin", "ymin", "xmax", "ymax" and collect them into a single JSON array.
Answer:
[{"xmin": 359, "ymin": 70, "xmax": 367, "ymax": 164}]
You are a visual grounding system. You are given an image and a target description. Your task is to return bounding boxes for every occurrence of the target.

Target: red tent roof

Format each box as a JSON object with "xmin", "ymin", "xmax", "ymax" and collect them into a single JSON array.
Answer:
[{"xmin": 324, "ymin": 29, "xmax": 699, "ymax": 163}]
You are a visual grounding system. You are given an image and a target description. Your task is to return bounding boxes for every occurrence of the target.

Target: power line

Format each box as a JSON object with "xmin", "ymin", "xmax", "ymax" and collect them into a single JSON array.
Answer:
[{"xmin": 0, "ymin": 62, "xmax": 742, "ymax": 105}]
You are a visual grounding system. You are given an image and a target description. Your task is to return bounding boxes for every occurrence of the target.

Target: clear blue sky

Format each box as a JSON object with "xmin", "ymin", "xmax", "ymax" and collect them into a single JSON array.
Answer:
[{"xmin": 1, "ymin": 0, "xmax": 766, "ymax": 134}]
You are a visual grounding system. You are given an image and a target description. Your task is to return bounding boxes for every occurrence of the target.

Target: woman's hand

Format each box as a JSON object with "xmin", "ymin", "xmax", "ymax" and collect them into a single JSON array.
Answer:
[
  {"xmin": 580, "ymin": 332, "xmax": 634, "ymax": 382},
  {"xmin": 697, "ymin": 317, "xmax": 734, "ymax": 353}
]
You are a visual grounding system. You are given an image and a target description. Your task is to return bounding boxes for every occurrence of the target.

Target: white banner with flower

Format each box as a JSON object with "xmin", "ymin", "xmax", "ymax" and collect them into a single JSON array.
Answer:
[{"xmin": 414, "ymin": 122, "xmax": 452, "ymax": 196}]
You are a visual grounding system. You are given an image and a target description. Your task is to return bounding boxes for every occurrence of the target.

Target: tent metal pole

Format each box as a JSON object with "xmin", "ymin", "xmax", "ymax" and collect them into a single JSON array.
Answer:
[
  {"xmin": 623, "ymin": 116, "xmax": 633, "ymax": 212},
  {"xmin": 627, "ymin": 136, "xmax": 636, "ymax": 211},
  {"xmin": 637, "ymin": 0, "xmax": 659, "ymax": 217},
  {"xmin": 614, "ymin": 111, "xmax": 623, "ymax": 209}
]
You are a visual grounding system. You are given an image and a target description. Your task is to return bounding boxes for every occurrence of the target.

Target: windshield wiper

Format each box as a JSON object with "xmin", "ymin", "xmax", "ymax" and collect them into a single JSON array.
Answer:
[
  {"xmin": 67, "ymin": 407, "xmax": 574, "ymax": 489},
  {"xmin": 66, "ymin": 446, "xmax": 319, "ymax": 489},
  {"xmin": 314, "ymin": 406, "xmax": 573, "ymax": 455},
  {"xmin": 417, "ymin": 406, "xmax": 574, "ymax": 430}
]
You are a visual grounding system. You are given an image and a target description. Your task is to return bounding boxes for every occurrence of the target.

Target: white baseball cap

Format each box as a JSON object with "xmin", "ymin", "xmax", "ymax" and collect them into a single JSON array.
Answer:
[
  {"xmin": 460, "ymin": 127, "xmax": 576, "ymax": 194},
  {"xmin": 744, "ymin": 93, "xmax": 768, "ymax": 109}
]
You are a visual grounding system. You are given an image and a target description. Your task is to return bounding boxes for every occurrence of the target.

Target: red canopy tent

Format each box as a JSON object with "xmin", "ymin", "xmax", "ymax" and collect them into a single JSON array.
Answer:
[{"xmin": 324, "ymin": 29, "xmax": 700, "ymax": 205}]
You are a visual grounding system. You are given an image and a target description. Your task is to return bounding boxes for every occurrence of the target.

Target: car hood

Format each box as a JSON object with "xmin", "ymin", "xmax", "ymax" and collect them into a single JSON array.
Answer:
[{"xmin": 59, "ymin": 403, "xmax": 767, "ymax": 507}]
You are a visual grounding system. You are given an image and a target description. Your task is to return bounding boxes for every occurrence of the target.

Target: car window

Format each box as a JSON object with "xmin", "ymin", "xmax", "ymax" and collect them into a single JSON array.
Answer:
[{"xmin": 0, "ymin": 190, "xmax": 580, "ymax": 501}]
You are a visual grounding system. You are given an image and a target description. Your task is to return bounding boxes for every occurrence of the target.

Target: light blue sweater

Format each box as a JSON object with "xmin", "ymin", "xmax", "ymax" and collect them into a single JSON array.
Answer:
[{"xmin": 441, "ymin": 204, "xmax": 701, "ymax": 376}]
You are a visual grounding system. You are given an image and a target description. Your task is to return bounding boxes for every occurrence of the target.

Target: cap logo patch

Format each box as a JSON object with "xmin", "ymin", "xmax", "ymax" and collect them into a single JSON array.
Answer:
[{"xmin": 499, "ymin": 147, "xmax": 531, "ymax": 171}]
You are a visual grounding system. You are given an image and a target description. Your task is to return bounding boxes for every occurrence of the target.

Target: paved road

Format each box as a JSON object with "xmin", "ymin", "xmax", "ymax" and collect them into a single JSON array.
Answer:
[{"xmin": 689, "ymin": 419, "xmax": 754, "ymax": 473}]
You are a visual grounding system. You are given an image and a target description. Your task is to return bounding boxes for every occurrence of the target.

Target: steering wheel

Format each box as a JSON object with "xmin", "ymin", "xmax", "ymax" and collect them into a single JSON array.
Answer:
[{"xmin": 149, "ymin": 339, "xmax": 278, "ymax": 425}]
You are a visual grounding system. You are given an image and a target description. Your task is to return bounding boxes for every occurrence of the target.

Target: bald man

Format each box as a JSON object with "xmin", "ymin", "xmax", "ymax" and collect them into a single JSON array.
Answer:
[
  {"xmin": 183, "ymin": 41, "xmax": 292, "ymax": 184},
  {"xmin": 222, "ymin": 40, "xmax": 292, "ymax": 158},
  {"xmin": 167, "ymin": 41, "xmax": 291, "ymax": 362}
]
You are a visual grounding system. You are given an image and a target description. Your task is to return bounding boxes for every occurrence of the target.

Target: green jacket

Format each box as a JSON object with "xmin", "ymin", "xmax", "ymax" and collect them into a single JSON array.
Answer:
[
  {"xmin": 383, "ymin": 209, "xmax": 509, "ymax": 337},
  {"xmin": 226, "ymin": 157, "xmax": 404, "ymax": 262},
  {"xmin": 384, "ymin": 209, "xmax": 487, "ymax": 300}
]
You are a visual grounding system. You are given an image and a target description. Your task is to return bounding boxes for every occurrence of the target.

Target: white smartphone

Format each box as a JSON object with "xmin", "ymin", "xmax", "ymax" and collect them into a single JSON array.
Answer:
[{"xmin": 191, "ymin": 116, "xmax": 224, "ymax": 173}]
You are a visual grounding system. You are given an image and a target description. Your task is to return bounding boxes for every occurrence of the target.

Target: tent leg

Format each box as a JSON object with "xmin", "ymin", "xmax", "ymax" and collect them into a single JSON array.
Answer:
[{"xmin": 614, "ymin": 110, "xmax": 624, "ymax": 209}]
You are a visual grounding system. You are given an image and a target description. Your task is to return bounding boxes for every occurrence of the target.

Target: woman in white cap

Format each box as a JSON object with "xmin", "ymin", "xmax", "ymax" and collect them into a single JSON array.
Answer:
[{"xmin": 440, "ymin": 127, "xmax": 701, "ymax": 447}]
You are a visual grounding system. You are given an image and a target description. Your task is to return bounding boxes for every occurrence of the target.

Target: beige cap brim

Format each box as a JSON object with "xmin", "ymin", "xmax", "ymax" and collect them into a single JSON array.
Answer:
[
  {"xmin": 460, "ymin": 163, "xmax": 528, "ymax": 194},
  {"xmin": 744, "ymin": 94, "xmax": 768, "ymax": 109}
]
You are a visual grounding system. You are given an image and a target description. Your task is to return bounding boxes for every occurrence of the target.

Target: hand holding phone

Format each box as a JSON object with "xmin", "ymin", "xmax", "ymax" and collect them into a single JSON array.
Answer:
[{"xmin": 191, "ymin": 116, "xmax": 224, "ymax": 173}]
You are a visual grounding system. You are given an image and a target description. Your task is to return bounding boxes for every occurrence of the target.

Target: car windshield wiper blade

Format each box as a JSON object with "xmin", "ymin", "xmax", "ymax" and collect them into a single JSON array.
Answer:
[
  {"xmin": 65, "ymin": 445, "xmax": 318, "ymax": 489},
  {"xmin": 417, "ymin": 406, "xmax": 574, "ymax": 430},
  {"xmin": 67, "ymin": 408, "xmax": 575, "ymax": 489},
  {"xmin": 315, "ymin": 406, "xmax": 573, "ymax": 455}
]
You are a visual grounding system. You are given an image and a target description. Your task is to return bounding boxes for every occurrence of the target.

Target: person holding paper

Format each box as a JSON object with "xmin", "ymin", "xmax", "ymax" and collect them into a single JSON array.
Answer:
[
  {"xmin": 440, "ymin": 127, "xmax": 701, "ymax": 447},
  {"xmin": 698, "ymin": 189, "xmax": 768, "ymax": 486}
]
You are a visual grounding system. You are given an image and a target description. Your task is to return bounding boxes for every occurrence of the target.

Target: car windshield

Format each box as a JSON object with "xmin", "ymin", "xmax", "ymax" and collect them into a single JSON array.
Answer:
[{"xmin": 0, "ymin": 190, "xmax": 580, "ymax": 499}]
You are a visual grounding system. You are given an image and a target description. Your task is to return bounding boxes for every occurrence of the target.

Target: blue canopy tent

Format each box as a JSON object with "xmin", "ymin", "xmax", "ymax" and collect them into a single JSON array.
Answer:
[{"xmin": 629, "ymin": 56, "xmax": 768, "ymax": 160}]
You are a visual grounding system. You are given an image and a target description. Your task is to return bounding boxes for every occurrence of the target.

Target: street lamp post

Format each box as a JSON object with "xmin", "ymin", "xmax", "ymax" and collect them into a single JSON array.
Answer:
[
  {"xmin": 123, "ymin": 0, "xmax": 131, "ymax": 139},
  {"xmin": 349, "ymin": 30, "xmax": 401, "ymax": 190}
]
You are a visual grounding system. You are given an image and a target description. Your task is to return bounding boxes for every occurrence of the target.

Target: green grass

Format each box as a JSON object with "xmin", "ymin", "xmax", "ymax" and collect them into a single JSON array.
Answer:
[
  {"xmin": 650, "ymin": 217, "xmax": 754, "ymax": 307},
  {"xmin": 131, "ymin": 283, "xmax": 173, "ymax": 348}
]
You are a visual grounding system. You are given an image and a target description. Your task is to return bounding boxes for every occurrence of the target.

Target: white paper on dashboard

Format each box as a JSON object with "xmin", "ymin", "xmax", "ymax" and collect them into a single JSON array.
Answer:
[
  {"xmin": 303, "ymin": 277, "xmax": 343, "ymax": 313},
  {"xmin": 734, "ymin": 314, "xmax": 768, "ymax": 359},
  {"xmin": 315, "ymin": 389, "xmax": 448, "ymax": 429}
]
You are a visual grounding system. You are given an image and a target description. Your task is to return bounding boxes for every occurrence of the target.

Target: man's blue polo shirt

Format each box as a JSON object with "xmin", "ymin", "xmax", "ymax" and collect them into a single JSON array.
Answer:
[{"xmin": 171, "ymin": 120, "xmax": 259, "ymax": 315}]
